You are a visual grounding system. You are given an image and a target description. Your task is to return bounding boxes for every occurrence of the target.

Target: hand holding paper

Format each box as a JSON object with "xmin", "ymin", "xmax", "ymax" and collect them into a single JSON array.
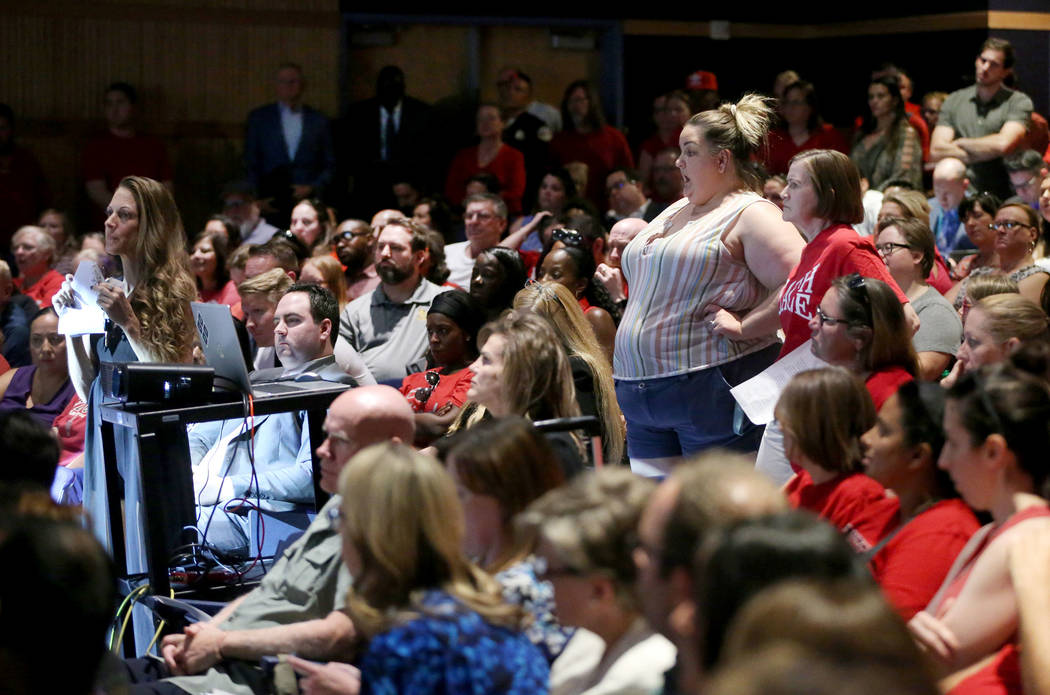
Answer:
[{"xmin": 56, "ymin": 261, "xmax": 107, "ymax": 336}]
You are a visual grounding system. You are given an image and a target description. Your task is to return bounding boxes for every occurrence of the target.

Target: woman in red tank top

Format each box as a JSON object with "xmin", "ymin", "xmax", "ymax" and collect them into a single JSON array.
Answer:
[{"xmin": 908, "ymin": 363, "xmax": 1050, "ymax": 695}]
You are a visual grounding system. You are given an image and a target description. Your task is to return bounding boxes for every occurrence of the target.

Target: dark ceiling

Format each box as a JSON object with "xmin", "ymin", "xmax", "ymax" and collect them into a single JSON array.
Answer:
[{"xmin": 341, "ymin": 2, "xmax": 994, "ymax": 25}]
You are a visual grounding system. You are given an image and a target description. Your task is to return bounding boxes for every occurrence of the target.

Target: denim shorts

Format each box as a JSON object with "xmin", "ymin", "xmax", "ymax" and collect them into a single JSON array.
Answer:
[{"xmin": 615, "ymin": 343, "xmax": 777, "ymax": 459}]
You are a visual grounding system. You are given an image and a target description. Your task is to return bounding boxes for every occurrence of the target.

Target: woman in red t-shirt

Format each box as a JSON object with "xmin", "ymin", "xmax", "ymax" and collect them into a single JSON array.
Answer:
[
  {"xmin": 445, "ymin": 104, "xmax": 526, "ymax": 216},
  {"xmin": 908, "ymin": 364, "xmax": 1050, "ymax": 695},
  {"xmin": 777, "ymin": 366, "xmax": 899, "ymax": 554},
  {"xmin": 399, "ymin": 289, "xmax": 482, "ymax": 446},
  {"xmin": 715, "ymin": 150, "xmax": 916, "ymax": 484},
  {"xmin": 11, "ymin": 225, "xmax": 65, "ymax": 308},
  {"xmin": 860, "ymin": 380, "xmax": 979, "ymax": 620},
  {"xmin": 637, "ymin": 90, "xmax": 690, "ymax": 191},
  {"xmin": 763, "ymin": 80, "xmax": 848, "ymax": 176},
  {"xmin": 550, "ymin": 80, "xmax": 634, "ymax": 209}
]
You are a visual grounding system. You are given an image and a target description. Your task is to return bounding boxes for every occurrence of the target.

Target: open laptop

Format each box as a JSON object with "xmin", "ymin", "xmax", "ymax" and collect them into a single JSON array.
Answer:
[{"xmin": 192, "ymin": 302, "xmax": 309, "ymax": 396}]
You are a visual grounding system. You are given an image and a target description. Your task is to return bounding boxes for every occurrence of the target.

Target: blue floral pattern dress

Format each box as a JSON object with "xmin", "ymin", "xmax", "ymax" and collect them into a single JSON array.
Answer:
[
  {"xmin": 496, "ymin": 555, "xmax": 575, "ymax": 663},
  {"xmin": 360, "ymin": 590, "xmax": 549, "ymax": 695}
]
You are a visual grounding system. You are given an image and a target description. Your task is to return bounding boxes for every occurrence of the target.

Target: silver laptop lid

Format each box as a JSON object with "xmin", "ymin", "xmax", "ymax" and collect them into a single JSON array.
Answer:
[{"xmin": 191, "ymin": 302, "xmax": 251, "ymax": 394}]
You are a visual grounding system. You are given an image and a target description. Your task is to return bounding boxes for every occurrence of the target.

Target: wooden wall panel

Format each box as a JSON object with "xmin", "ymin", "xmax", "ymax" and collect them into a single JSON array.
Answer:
[
  {"xmin": 2, "ymin": 0, "xmax": 341, "ymax": 233},
  {"xmin": 344, "ymin": 24, "xmax": 473, "ymax": 105},
  {"xmin": 478, "ymin": 25, "xmax": 597, "ymax": 109}
]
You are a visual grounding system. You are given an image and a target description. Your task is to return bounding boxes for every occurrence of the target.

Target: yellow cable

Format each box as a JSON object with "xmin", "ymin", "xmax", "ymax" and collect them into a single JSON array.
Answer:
[
  {"xmin": 144, "ymin": 590, "xmax": 175, "ymax": 654},
  {"xmin": 111, "ymin": 584, "xmax": 150, "ymax": 653},
  {"xmin": 109, "ymin": 584, "xmax": 146, "ymax": 651}
]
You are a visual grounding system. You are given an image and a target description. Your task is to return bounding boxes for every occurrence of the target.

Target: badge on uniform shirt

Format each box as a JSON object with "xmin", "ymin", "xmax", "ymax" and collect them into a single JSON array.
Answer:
[{"xmin": 417, "ymin": 307, "xmax": 428, "ymax": 321}]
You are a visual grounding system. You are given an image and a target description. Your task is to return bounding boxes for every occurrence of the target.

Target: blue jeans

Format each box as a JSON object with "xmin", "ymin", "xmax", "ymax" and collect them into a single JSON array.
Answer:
[{"xmin": 616, "ymin": 343, "xmax": 777, "ymax": 460}]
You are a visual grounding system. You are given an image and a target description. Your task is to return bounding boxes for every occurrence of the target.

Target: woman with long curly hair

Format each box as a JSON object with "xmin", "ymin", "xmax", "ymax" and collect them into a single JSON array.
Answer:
[{"xmin": 55, "ymin": 175, "xmax": 196, "ymax": 565}]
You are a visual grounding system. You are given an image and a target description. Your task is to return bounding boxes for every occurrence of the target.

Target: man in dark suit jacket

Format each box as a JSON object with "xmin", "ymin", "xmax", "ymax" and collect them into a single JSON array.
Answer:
[
  {"xmin": 603, "ymin": 167, "xmax": 668, "ymax": 231},
  {"xmin": 337, "ymin": 66, "xmax": 433, "ymax": 219},
  {"xmin": 244, "ymin": 63, "xmax": 335, "ymax": 228}
]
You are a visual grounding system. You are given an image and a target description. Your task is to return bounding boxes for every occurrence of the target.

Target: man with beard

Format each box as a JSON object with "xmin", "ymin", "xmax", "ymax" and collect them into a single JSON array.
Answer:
[
  {"xmin": 931, "ymin": 38, "xmax": 1033, "ymax": 200},
  {"xmin": 337, "ymin": 218, "xmax": 447, "ymax": 382},
  {"xmin": 332, "ymin": 218, "xmax": 379, "ymax": 301}
]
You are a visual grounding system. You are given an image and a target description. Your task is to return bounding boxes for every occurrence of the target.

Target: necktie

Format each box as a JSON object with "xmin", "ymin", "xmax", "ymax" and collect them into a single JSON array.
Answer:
[{"xmin": 384, "ymin": 112, "xmax": 397, "ymax": 161}]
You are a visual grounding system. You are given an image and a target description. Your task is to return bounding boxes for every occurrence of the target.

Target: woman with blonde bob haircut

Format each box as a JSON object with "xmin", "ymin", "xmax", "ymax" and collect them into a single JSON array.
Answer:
[
  {"xmin": 879, "ymin": 189, "xmax": 931, "ymax": 223},
  {"xmin": 514, "ymin": 281, "xmax": 624, "ymax": 464},
  {"xmin": 294, "ymin": 441, "xmax": 548, "ymax": 694}
]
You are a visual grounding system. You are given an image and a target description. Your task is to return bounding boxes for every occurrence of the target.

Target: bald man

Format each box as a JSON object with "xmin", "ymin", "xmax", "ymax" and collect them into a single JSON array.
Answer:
[
  {"xmin": 928, "ymin": 157, "xmax": 971, "ymax": 256},
  {"xmin": 369, "ymin": 208, "xmax": 404, "ymax": 230},
  {"xmin": 633, "ymin": 452, "xmax": 787, "ymax": 694},
  {"xmin": 125, "ymin": 386, "xmax": 414, "ymax": 695},
  {"xmin": 595, "ymin": 217, "xmax": 648, "ymax": 305}
]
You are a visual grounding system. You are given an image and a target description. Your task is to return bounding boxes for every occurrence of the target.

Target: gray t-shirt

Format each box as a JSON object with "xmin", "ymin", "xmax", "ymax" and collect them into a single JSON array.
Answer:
[
  {"xmin": 338, "ymin": 279, "xmax": 448, "ymax": 382},
  {"xmin": 939, "ymin": 85, "xmax": 1033, "ymax": 199},
  {"xmin": 912, "ymin": 287, "xmax": 963, "ymax": 356}
]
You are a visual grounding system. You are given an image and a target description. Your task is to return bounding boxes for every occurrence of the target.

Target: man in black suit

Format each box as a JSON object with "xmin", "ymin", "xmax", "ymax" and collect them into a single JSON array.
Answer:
[
  {"xmin": 244, "ymin": 63, "xmax": 336, "ymax": 229},
  {"xmin": 338, "ymin": 66, "xmax": 432, "ymax": 219}
]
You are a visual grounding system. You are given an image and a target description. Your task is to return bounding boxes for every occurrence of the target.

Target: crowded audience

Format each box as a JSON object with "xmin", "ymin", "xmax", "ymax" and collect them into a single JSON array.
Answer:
[{"xmin": 8, "ymin": 32, "xmax": 1050, "ymax": 695}]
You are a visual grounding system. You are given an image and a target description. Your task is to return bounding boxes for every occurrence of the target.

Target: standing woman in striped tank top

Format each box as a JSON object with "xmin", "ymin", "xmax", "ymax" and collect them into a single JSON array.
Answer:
[{"xmin": 614, "ymin": 95, "xmax": 804, "ymax": 478}]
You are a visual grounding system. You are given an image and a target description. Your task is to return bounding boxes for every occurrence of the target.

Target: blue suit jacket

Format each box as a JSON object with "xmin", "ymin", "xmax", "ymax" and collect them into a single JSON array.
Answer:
[{"xmin": 244, "ymin": 103, "xmax": 335, "ymax": 192}]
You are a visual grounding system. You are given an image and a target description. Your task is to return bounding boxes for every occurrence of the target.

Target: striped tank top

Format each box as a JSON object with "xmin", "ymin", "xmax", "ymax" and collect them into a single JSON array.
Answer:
[{"xmin": 614, "ymin": 192, "xmax": 778, "ymax": 380}]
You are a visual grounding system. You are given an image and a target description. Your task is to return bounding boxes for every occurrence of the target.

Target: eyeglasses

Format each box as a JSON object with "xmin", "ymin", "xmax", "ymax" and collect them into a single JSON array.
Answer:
[
  {"xmin": 815, "ymin": 306, "xmax": 851, "ymax": 327},
  {"xmin": 337, "ymin": 229, "xmax": 372, "ymax": 241},
  {"xmin": 990, "ymin": 221, "xmax": 1037, "ymax": 232},
  {"xmin": 606, "ymin": 180, "xmax": 636, "ymax": 194},
  {"xmin": 465, "ymin": 211, "xmax": 497, "ymax": 221},
  {"xmin": 1010, "ymin": 174, "xmax": 1041, "ymax": 191},
  {"xmin": 844, "ymin": 273, "xmax": 873, "ymax": 327},
  {"xmin": 875, "ymin": 242, "xmax": 911, "ymax": 257},
  {"xmin": 551, "ymin": 228, "xmax": 584, "ymax": 247},
  {"xmin": 412, "ymin": 371, "xmax": 442, "ymax": 408}
]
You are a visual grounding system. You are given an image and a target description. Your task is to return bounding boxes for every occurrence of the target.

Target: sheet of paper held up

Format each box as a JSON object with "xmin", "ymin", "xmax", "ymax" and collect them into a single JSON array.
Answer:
[
  {"xmin": 730, "ymin": 341, "xmax": 829, "ymax": 425},
  {"xmin": 56, "ymin": 261, "xmax": 107, "ymax": 336}
]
